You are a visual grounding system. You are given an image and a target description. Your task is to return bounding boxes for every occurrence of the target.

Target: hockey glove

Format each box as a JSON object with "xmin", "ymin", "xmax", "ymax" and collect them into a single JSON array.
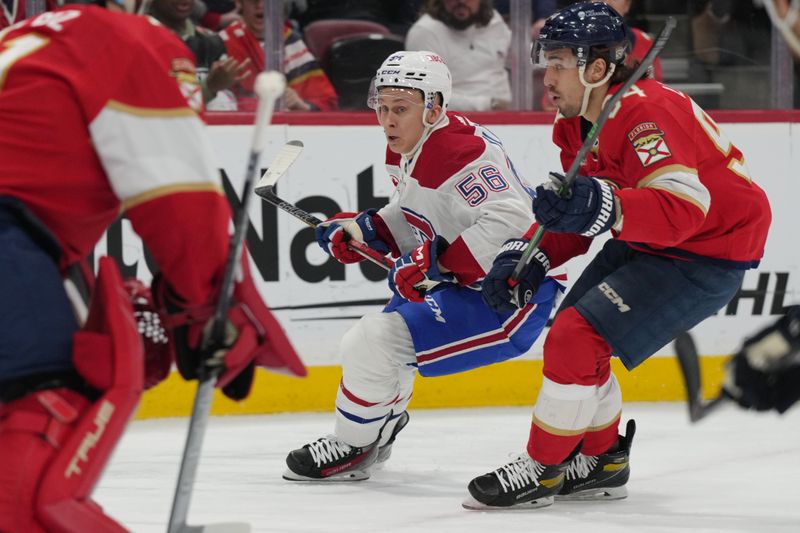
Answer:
[
  {"xmin": 315, "ymin": 209, "xmax": 391, "ymax": 264},
  {"xmin": 155, "ymin": 255, "xmax": 306, "ymax": 400},
  {"xmin": 532, "ymin": 173, "xmax": 617, "ymax": 237},
  {"xmin": 480, "ymin": 239, "xmax": 550, "ymax": 314},
  {"xmin": 388, "ymin": 236, "xmax": 454, "ymax": 302},
  {"xmin": 723, "ymin": 306, "xmax": 800, "ymax": 414},
  {"xmin": 124, "ymin": 278, "xmax": 172, "ymax": 390}
]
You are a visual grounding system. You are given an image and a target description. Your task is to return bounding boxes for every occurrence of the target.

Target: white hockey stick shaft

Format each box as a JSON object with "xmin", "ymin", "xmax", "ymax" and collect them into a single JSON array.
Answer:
[{"xmin": 167, "ymin": 71, "xmax": 286, "ymax": 533}]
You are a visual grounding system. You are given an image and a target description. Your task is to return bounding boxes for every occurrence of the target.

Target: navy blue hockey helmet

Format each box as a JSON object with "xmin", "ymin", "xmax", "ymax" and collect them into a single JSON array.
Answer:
[{"xmin": 532, "ymin": 2, "xmax": 631, "ymax": 70}]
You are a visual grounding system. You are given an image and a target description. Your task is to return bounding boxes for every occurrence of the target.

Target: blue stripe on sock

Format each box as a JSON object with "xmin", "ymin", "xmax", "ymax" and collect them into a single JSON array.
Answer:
[{"xmin": 336, "ymin": 407, "xmax": 387, "ymax": 425}]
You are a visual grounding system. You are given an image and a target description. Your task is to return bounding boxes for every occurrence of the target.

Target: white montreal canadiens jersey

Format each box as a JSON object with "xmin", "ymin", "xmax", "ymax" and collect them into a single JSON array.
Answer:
[{"xmin": 378, "ymin": 113, "xmax": 536, "ymax": 285}]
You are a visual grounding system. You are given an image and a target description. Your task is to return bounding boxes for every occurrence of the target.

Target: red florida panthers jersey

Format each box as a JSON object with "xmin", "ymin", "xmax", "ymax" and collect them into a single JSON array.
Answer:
[
  {"xmin": 0, "ymin": 6, "xmax": 228, "ymax": 305},
  {"xmin": 547, "ymin": 79, "xmax": 771, "ymax": 269}
]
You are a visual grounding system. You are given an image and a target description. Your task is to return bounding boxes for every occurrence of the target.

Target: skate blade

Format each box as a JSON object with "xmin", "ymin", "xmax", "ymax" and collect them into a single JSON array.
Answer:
[
  {"xmin": 461, "ymin": 494, "xmax": 554, "ymax": 511},
  {"xmin": 556, "ymin": 485, "xmax": 627, "ymax": 501},
  {"xmin": 282, "ymin": 468, "xmax": 370, "ymax": 482}
]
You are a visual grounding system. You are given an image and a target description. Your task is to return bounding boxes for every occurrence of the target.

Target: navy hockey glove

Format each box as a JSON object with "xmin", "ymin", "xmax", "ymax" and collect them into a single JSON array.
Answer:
[
  {"xmin": 532, "ymin": 173, "xmax": 617, "ymax": 237},
  {"xmin": 315, "ymin": 209, "xmax": 390, "ymax": 264},
  {"xmin": 481, "ymin": 239, "xmax": 550, "ymax": 314},
  {"xmin": 389, "ymin": 236, "xmax": 454, "ymax": 302}
]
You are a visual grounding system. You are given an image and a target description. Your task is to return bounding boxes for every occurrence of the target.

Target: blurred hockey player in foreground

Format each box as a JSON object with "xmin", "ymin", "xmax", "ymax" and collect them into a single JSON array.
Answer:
[
  {"xmin": 283, "ymin": 50, "xmax": 563, "ymax": 482},
  {"xmin": 472, "ymin": 2, "xmax": 771, "ymax": 510},
  {"xmin": 0, "ymin": 2, "xmax": 304, "ymax": 531},
  {"xmin": 722, "ymin": 306, "xmax": 800, "ymax": 413}
]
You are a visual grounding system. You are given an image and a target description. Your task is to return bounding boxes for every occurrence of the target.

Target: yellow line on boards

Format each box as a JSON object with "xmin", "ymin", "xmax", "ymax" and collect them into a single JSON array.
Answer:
[{"xmin": 134, "ymin": 356, "xmax": 730, "ymax": 419}]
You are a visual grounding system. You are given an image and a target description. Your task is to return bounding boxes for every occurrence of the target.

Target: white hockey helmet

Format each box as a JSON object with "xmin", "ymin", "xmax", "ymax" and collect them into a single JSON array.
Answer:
[{"xmin": 369, "ymin": 51, "xmax": 452, "ymax": 112}]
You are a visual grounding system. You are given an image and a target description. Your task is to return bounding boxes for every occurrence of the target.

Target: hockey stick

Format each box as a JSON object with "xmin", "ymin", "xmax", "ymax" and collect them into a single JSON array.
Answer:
[
  {"xmin": 254, "ymin": 170, "xmax": 394, "ymax": 271},
  {"xmin": 763, "ymin": 0, "xmax": 800, "ymax": 58},
  {"xmin": 674, "ymin": 331, "xmax": 729, "ymax": 423},
  {"xmin": 510, "ymin": 17, "xmax": 677, "ymax": 305},
  {"xmin": 253, "ymin": 148, "xmax": 444, "ymax": 293},
  {"xmin": 167, "ymin": 72, "xmax": 286, "ymax": 533}
]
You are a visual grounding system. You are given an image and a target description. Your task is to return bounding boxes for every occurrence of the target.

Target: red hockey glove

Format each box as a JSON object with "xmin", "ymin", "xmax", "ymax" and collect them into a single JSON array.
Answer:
[
  {"xmin": 388, "ymin": 236, "xmax": 454, "ymax": 302},
  {"xmin": 155, "ymin": 255, "xmax": 307, "ymax": 400},
  {"xmin": 315, "ymin": 209, "xmax": 392, "ymax": 263},
  {"xmin": 124, "ymin": 278, "xmax": 173, "ymax": 390}
]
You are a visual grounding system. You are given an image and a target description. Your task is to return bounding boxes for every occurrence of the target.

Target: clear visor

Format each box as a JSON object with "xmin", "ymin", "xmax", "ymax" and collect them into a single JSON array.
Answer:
[
  {"xmin": 531, "ymin": 41, "xmax": 581, "ymax": 70},
  {"xmin": 367, "ymin": 82, "xmax": 426, "ymax": 116}
]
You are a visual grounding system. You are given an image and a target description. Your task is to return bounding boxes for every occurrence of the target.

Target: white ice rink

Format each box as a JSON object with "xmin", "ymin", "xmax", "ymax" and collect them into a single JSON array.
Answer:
[{"xmin": 96, "ymin": 403, "xmax": 800, "ymax": 533}]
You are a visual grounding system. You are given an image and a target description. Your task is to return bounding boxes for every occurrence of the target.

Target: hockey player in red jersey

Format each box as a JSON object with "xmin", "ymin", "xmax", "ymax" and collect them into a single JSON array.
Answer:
[
  {"xmin": 470, "ymin": 2, "xmax": 771, "ymax": 510},
  {"xmin": 0, "ymin": 3, "xmax": 304, "ymax": 532},
  {"xmin": 282, "ymin": 51, "xmax": 563, "ymax": 482}
]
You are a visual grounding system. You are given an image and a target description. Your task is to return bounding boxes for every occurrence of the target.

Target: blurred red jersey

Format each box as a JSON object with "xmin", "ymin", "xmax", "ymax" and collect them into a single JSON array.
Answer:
[{"xmin": 0, "ymin": 6, "xmax": 230, "ymax": 305}]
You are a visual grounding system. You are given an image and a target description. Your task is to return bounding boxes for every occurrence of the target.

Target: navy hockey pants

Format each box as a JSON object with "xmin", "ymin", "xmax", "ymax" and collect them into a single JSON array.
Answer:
[
  {"xmin": 560, "ymin": 239, "xmax": 745, "ymax": 369},
  {"xmin": 0, "ymin": 220, "xmax": 78, "ymax": 386}
]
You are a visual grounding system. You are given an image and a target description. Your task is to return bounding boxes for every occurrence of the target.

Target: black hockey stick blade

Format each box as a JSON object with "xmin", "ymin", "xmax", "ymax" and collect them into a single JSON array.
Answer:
[
  {"xmin": 675, "ymin": 331, "xmax": 703, "ymax": 421},
  {"xmin": 674, "ymin": 331, "xmax": 729, "ymax": 422}
]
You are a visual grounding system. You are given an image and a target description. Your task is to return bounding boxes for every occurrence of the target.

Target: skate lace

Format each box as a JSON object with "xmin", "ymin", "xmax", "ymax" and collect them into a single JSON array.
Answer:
[
  {"xmin": 565, "ymin": 454, "xmax": 597, "ymax": 480},
  {"xmin": 307, "ymin": 436, "xmax": 353, "ymax": 467},
  {"xmin": 494, "ymin": 454, "xmax": 545, "ymax": 493}
]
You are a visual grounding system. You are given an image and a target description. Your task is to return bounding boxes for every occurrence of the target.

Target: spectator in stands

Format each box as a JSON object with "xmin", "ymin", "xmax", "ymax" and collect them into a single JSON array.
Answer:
[
  {"xmin": 406, "ymin": 0, "xmax": 512, "ymax": 111},
  {"xmin": 1, "ymin": 0, "xmax": 56, "ymax": 29},
  {"xmin": 193, "ymin": 0, "xmax": 242, "ymax": 31},
  {"xmin": 690, "ymin": 0, "xmax": 771, "ymax": 66},
  {"xmin": 594, "ymin": 0, "xmax": 663, "ymax": 80},
  {"xmin": 293, "ymin": 0, "xmax": 423, "ymax": 36},
  {"xmin": 220, "ymin": 0, "xmax": 338, "ymax": 111},
  {"xmin": 150, "ymin": 0, "xmax": 250, "ymax": 109},
  {"xmin": 494, "ymin": 0, "xmax": 557, "ymax": 38}
]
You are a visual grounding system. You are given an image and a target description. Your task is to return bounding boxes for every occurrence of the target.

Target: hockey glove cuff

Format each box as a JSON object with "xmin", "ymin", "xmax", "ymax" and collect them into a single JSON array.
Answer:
[
  {"xmin": 388, "ymin": 236, "xmax": 454, "ymax": 302},
  {"xmin": 315, "ymin": 209, "xmax": 391, "ymax": 264},
  {"xmin": 480, "ymin": 239, "xmax": 550, "ymax": 314}
]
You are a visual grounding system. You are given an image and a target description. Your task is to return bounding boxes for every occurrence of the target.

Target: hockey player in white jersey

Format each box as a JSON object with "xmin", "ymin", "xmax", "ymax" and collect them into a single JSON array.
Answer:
[{"xmin": 283, "ymin": 51, "xmax": 563, "ymax": 481}]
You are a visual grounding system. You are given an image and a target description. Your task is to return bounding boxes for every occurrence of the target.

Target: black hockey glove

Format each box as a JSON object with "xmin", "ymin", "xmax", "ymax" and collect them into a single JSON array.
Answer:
[
  {"xmin": 723, "ymin": 306, "xmax": 800, "ymax": 414},
  {"xmin": 532, "ymin": 173, "xmax": 617, "ymax": 237},
  {"xmin": 481, "ymin": 239, "xmax": 550, "ymax": 314}
]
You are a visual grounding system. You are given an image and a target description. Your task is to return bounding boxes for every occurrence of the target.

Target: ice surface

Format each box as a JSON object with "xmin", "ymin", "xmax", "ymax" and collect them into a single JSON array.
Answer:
[{"xmin": 96, "ymin": 403, "xmax": 800, "ymax": 533}]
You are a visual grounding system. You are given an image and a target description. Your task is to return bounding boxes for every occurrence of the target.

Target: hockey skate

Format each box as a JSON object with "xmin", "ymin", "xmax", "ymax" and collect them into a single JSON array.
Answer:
[
  {"xmin": 283, "ymin": 435, "xmax": 380, "ymax": 481},
  {"xmin": 283, "ymin": 411, "xmax": 410, "ymax": 481},
  {"xmin": 557, "ymin": 419, "xmax": 636, "ymax": 501},
  {"xmin": 376, "ymin": 411, "xmax": 410, "ymax": 464},
  {"xmin": 463, "ymin": 452, "xmax": 570, "ymax": 510}
]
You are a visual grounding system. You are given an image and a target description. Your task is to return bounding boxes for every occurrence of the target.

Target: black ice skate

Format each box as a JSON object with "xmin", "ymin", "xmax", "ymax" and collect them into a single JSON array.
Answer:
[
  {"xmin": 283, "ymin": 435, "xmax": 380, "ymax": 482},
  {"xmin": 376, "ymin": 411, "xmax": 410, "ymax": 464},
  {"xmin": 463, "ymin": 453, "xmax": 570, "ymax": 510},
  {"xmin": 557, "ymin": 419, "xmax": 636, "ymax": 501}
]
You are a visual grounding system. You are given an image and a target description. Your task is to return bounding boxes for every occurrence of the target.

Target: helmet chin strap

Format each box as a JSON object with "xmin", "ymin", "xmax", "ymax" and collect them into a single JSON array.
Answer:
[
  {"xmin": 577, "ymin": 62, "xmax": 616, "ymax": 118},
  {"xmin": 404, "ymin": 99, "xmax": 446, "ymax": 158}
]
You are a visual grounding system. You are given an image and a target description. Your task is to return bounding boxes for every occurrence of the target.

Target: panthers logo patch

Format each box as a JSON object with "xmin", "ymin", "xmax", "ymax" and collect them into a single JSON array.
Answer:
[{"xmin": 628, "ymin": 122, "xmax": 671, "ymax": 167}]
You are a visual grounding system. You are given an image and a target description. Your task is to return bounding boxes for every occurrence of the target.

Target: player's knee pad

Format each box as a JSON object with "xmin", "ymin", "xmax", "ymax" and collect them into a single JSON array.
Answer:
[
  {"xmin": 339, "ymin": 313, "xmax": 414, "ymax": 399},
  {"xmin": 544, "ymin": 307, "xmax": 612, "ymax": 386},
  {"xmin": 33, "ymin": 257, "xmax": 144, "ymax": 533}
]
